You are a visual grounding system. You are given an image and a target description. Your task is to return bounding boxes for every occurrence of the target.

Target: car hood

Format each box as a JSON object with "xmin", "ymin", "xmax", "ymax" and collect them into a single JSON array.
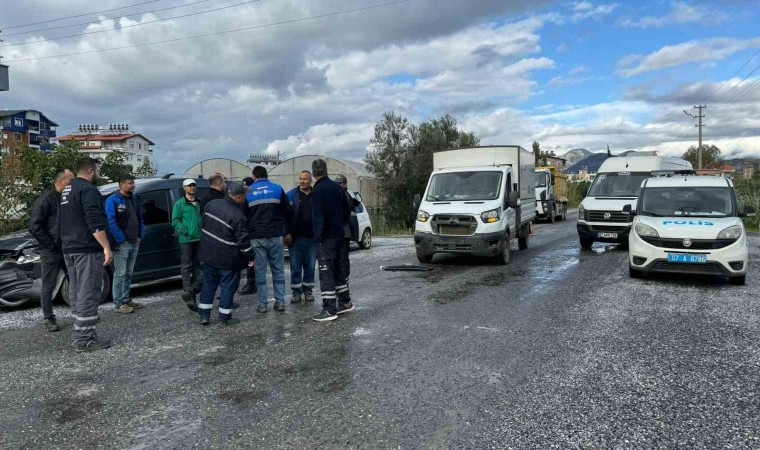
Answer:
[
  {"xmin": 636, "ymin": 215, "xmax": 742, "ymax": 239},
  {"xmin": 0, "ymin": 232, "xmax": 36, "ymax": 255},
  {"xmin": 418, "ymin": 200, "xmax": 501, "ymax": 216}
]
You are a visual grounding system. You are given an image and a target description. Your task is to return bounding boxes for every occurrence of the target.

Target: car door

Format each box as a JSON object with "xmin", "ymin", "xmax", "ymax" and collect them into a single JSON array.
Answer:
[
  {"xmin": 353, "ymin": 199, "xmax": 371, "ymax": 240},
  {"xmin": 133, "ymin": 189, "xmax": 181, "ymax": 282}
]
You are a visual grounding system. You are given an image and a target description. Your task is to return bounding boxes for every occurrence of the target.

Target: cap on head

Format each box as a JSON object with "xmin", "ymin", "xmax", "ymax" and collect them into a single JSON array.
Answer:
[
  {"xmin": 334, "ymin": 175, "xmax": 348, "ymax": 184},
  {"xmin": 242, "ymin": 177, "xmax": 254, "ymax": 187},
  {"xmin": 227, "ymin": 181, "xmax": 246, "ymax": 196},
  {"xmin": 183, "ymin": 179, "xmax": 196, "ymax": 187}
]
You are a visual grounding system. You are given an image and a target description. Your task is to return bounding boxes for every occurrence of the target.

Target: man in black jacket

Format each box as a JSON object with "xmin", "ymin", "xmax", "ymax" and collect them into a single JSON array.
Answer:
[
  {"xmin": 311, "ymin": 159, "xmax": 353, "ymax": 322},
  {"xmin": 238, "ymin": 176, "xmax": 257, "ymax": 295},
  {"xmin": 27, "ymin": 168, "xmax": 74, "ymax": 332},
  {"xmin": 60, "ymin": 157, "xmax": 113, "ymax": 352},
  {"xmin": 198, "ymin": 182, "xmax": 254, "ymax": 326},
  {"xmin": 200, "ymin": 172, "xmax": 227, "ymax": 212}
]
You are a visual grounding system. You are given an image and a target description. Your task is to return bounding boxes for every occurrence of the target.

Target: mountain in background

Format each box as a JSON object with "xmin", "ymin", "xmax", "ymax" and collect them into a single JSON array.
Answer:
[{"xmin": 559, "ymin": 148, "xmax": 592, "ymax": 166}]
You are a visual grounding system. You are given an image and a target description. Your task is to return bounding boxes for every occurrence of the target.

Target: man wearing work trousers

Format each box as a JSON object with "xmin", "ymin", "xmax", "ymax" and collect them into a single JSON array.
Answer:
[
  {"xmin": 334, "ymin": 174, "xmax": 360, "ymax": 299},
  {"xmin": 59, "ymin": 157, "xmax": 113, "ymax": 352},
  {"xmin": 238, "ymin": 176, "xmax": 257, "ymax": 295},
  {"xmin": 246, "ymin": 166, "xmax": 293, "ymax": 313},
  {"xmin": 27, "ymin": 168, "xmax": 74, "ymax": 332},
  {"xmin": 311, "ymin": 159, "xmax": 354, "ymax": 322},
  {"xmin": 105, "ymin": 174, "xmax": 145, "ymax": 314},
  {"xmin": 286, "ymin": 170, "xmax": 316, "ymax": 304},
  {"xmin": 198, "ymin": 182, "xmax": 254, "ymax": 326},
  {"xmin": 172, "ymin": 179, "xmax": 202, "ymax": 311}
]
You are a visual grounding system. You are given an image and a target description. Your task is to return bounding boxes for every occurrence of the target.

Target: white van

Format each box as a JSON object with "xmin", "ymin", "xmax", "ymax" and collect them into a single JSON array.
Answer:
[
  {"xmin": 627, "ymin": 176, "xmax": 754, "ymax": 285},
  {"xmin": 577, "ymin": 156, "xmax": 693, "ymax": 249}
]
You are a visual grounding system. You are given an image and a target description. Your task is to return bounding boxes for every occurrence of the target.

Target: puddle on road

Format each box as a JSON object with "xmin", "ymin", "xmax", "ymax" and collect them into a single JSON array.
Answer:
[{"xmin": 592, "ymin": 244, "xmax": 620, "ymax": 254}]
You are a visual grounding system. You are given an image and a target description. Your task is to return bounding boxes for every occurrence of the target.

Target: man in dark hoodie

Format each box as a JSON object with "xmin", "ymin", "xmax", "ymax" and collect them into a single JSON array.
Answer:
[
  {"xmin": 27, "ymin": 168, "xmax": 74, "ymax": 332},
  {"xmin": 200, "ymin": 172, "xmax": 227, "ymax": 212},
  {"xmin": 59, "ymin": 157, "xmax": 113, "ymax": 352}
]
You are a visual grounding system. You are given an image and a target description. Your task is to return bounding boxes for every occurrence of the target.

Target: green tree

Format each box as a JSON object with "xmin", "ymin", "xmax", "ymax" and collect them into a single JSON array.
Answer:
[
  {"xmin": 683, "ymin": 144, "xmax": 721, "ymax": 169},
  {"xmin": 99, "ymin": 151, "xmax": 133, "ymax": 185},
  {"xmin": 0, "ymin": 144, "xmax": 35, "ymax": 232},
  {"xmin": 135, "ymin": 156, "xmax": 156, "ymax": 177},
  {"xmin": 532, "ymin": 141, "xmax": 540, "ymax": 167},
  {"xmin": 365, "ymin": 112, "xmax": 480, "ymax": 227}
]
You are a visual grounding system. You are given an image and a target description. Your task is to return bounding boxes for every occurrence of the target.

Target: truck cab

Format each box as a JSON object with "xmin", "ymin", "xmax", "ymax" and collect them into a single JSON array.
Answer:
[
  {"xmin": 414, "ymin": 146, "xmax": 535, "ymax": 265},
  {"xmin": 577, "ymin": 156, "xmax": 693, "ymax": 250},
  {"xmin": 535, "ymin": 166, "xmax": 568, "ymax": 223}
]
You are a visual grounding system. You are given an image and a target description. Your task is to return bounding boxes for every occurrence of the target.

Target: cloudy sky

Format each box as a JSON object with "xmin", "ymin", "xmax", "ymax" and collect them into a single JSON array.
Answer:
[{"xmin": 1, "ymin": 0, "xmax": 758, "ymax": 173}]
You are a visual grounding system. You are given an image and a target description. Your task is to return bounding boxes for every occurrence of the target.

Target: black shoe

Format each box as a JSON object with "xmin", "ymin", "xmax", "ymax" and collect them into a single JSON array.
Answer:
[
  {"xmin": 45, "ymin": 319, "xmax": 61, "ymax": 332},
  {"xmin": 230, "ymin": 302, "xmax": 241, "ymax": 309},
  {"xmin": 200, "ymin": 316, "xmax": 210, "ymax": 326},
  {"xmin": 257, "ymin": 305, "xmax": 268, "ymax": 313},
  {"xmin": 186, "ymin": 301, "xmax": 198, "ymax": 312},
  {"xmin": 218, "ymin": 317, "xmax": 241, "ymax": 327},
  {"xmin": 75, "ymin": 339, "xmax": 112, "ymax": 353},
  {"xmin": 238, "ymin": 284, "xmax": 257, "ymax": 295},
  {"xmin": 312, "ymin": 309, "xmax": 338, "ymax": 322},
  {"xmin": 337, "ymin": 302, "xmax": 355, "ymax": 315},
  {"xmin": 304, "ymin": 292, "xmax": 315, "ymax": 303},
  {"xmin": 274, "ymin": 303, "xmax": 286, "ymax": 312},
  {"xmin": 290, "ymin": 293, "xmax": 303, "ymax": 304}
]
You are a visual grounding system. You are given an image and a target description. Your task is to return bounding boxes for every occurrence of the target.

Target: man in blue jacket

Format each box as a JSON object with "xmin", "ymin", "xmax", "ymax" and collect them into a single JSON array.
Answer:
[
  {"xmin": 310, "ymin": 159, "xmax": 353, "ymax": 322},
  {"xmin": 246, "ymin": 166, "xmax": 293, "ymax": 313},
  {"xmin": 286, "ymin": 170, "xmax": 316, "ymax": 304},
  {"xmin": 105, "ymin": 174, "xmax": 145, "ymax": 314}
]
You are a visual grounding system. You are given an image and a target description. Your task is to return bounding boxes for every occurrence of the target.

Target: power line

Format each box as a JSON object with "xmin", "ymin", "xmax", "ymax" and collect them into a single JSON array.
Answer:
[
  {"xmin": 1, "ymin": 0, "xmax": 265, "ymax": 48},
  {"xmin": 1, "ymin": 0, "xmax": 213, "ymax": 38},
  {"xmin": 709, "ymin": 61, "xmax": 760, "ymax": 107},
  {"xmin": 699, "ymin": 49, "xmax": 760, "ymax": 105},
  {"xmin": 3, "ymin": 0, "xmax": 410, "ymax": 63},
  {"xmin": 0, "ymin": 0, "xmax": 161, "ymax": 30}
]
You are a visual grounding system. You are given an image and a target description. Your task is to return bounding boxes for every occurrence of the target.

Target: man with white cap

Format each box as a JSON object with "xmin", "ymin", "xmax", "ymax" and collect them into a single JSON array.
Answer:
[{"xmin": 171, "ymin": 178, "xmax": 203, "ymax": 310}]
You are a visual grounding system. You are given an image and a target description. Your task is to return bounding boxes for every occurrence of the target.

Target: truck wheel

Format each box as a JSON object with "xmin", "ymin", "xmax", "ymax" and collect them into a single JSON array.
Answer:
[
  {"xmin": 548, "ymin": 208, "xmax": 556, "ymax": 223},
  {"xmin": 729, "ymin": 275, "xmax": 746, "ymax": 286},
  {"xmin": 494, "ymin": 239, "xmax": 511, "ymax": 265},
  {"xmin": 580, "ymin": 238, "xmax": 593, "ymax": 250},
  {"xmin": 629, "ymin": 266, "xmax": 643, "ymax": 279},
  {"xmin": 561, "ymin": 206, "xmax": 567, "ymax": 221},
  {"xmin": 518, "ymin": 233, "xmax": 529, "ymax": 250},
  {"xmin": 416, "ymin": 251, "xmax": 433, "ymax": 263},
  {"xmin": 61, "ymin": 269, "xmax": 112, "ymax": 306}
]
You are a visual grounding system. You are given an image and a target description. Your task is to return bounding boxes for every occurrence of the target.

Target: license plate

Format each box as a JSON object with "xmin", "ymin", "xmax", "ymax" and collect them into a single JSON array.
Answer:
[
  {"xmin": 597, "ymin": 232, "xmax": 618, "ymax": 239},
  {"xmin": 667, "ymin": 253, "xmax": 707, "ymax": 264}
]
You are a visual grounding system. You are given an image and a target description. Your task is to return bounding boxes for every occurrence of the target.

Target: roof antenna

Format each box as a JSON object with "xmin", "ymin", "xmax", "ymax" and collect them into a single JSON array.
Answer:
[{"xmin": 625, "ymin": 152, "xmax": 629, "ymax": 169}]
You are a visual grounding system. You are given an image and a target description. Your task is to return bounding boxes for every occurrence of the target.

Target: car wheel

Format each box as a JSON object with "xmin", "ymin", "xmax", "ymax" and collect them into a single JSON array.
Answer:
[
  {"xmin": 358, "ymin": 228, "xmax": 372, "ymax": 250},
  {"xmin": 61, "ymin": 269, "xmax": 112, "ymax": 306},
  {"xmin": 0, "ymin": 296, "xmax": 32, "ymax": 307},
  {"xmin": 416, "ymin": 250, "xmax": 433, "ymax": 263},
  {"xmin": 629, "ymin": 266, "xmax": 643, "ymax": 279},
  {"xmin": 580, "ymin": 238, "xmax": 593, "ymax": 250},
  {"xmin": 729, "ymin": 275, "xmax": 746, "ymax": 286},
  {"xmin": 494, "ymin": 238, "xmax": 511, "ymax": 265}
]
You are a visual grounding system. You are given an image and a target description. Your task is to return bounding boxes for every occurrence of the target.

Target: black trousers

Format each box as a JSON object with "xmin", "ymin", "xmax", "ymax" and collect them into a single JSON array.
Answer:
[
  {"xmin": 180, "ymin": 242, "xmax": 201, "ymax": 294},
  {"xmin": 317, "ymin": 237, "xmax": 351, "ymax": 314},
  {"xmin": 39, "ymin": 249, "xmax": 62, "ymax": 321}
]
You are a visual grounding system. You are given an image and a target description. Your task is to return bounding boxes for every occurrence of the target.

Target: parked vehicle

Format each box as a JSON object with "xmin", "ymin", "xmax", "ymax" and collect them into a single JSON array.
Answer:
[
  {"xmin": 0, "ymin": 176, "xmax": 212, "ymax": 307},
  {"xmin": 535, "ymin": 166, "xmax": 568, "ymax": 222},
  {"xmin": 351, "ymin": 193, "xmax": 373, "ymax": 250},
  {"xmin": 577, "ymin": 156, "xmax": 693, "ymax": 250},
  {"xmin": 627, "ymin": 175, "xmax": 754, "ymax": 285},
  {"xmin": 414, "ymin": 145, "xmax": 536, "ymax": 264}
]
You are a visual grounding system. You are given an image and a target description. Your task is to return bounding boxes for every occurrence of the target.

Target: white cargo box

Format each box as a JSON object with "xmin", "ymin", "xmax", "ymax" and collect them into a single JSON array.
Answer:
[{"xmin": 434, "ymin": 146, "xmax": 529, "ymax": 170}]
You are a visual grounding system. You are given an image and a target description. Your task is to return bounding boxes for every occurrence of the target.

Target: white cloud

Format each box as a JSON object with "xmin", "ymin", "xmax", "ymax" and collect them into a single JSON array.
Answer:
[
  {"xmin": 569, "ymin": 2, "xmax": 619, "ymax": 22},
  {"xmin": 618, "ymin": 36, "xmax": 760, "ymax": 77},
  {"xmin": 619, "ymin": 1, "xmax": 728, "ymax": 28},
  {"xmin": 264, "ymin": 123, "xmax": 373, "ymax": 160}
]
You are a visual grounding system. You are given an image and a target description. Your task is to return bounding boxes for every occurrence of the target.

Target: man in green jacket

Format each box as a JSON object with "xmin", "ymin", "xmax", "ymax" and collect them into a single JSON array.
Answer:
[{"xmin": 172, "ymin": 179, "xmax": 202, "ymax": 310}]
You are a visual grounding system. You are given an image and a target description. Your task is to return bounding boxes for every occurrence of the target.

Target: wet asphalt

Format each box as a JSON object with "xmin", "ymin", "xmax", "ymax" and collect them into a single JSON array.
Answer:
[{"xmin": 2, "ymin": 211, "xmax": 760, "ymax": 449}]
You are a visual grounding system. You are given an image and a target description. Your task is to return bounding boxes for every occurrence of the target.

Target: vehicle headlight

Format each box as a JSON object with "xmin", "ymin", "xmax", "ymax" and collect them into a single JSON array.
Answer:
[
  {"xmin": 578, "ymin": 204, "xmax": 585, "ymax": 219},
  {"xmin": 717, "ymin": 225, "xmax": 742, "ymax": 240},
  {"xmin": 481, "ymin": 209, "xmax": 500, "ymax": 223},
  {"xmin": 635, "ymin": 223, "xmax": 659, "ymax": 238},
  {"xmin": 417, "ymin": 210, "xmax": 430, "ymax": 223}
]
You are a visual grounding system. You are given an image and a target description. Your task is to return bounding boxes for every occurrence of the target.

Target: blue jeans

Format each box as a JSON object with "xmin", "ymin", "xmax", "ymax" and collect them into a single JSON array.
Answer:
[
  {"xmin": 198, "ymin": 265, "xmax": 240, "ymax": 321},
  {"xmin": 251, "ymin": 237, "xmax": 285, "ymax": 306},
  {"xmin": 112, "ymin": 241, "xmax": 139, "ymax": 307},
  {"xmin": 289, "ymin": 238, "xmax": 316, "ymax": 295}
]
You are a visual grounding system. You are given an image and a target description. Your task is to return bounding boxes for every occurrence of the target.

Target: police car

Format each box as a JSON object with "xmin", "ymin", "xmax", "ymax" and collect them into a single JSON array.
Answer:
[{"xmin": 626, "ymin": 175, "xmax": 755, "ymax": 285}]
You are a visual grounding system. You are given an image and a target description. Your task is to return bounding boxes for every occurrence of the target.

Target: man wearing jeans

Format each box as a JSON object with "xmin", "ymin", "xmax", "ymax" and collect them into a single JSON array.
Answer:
[
  {"xmin": 28, "ymin": 168, "xmax": 74, "ymax": 332},
  {"xmin": 60, "ymin": 157, "xmax": 113, "ymax": 352},
  {"xmin": 286, "ymin": 170, "xmax": 316, "ymax": 304},
  {"xmin": 246, "ymin": 166, "xmax": 292, "ymax": 313},
  {"xmin": 105, "ymin": 174, "xmax": 145, "ymax": 314}
]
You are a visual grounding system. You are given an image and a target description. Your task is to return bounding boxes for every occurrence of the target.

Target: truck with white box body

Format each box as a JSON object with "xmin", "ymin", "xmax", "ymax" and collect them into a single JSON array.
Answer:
[{"xmin": 414, "ymin": 146, "xmax": 536, "ymax": 265}]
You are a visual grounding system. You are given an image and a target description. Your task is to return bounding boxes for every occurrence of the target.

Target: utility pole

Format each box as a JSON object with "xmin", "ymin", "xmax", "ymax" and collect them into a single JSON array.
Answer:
[{"xmin": 683, "ymin": 105, "xmax": 706, "ymax": 169}]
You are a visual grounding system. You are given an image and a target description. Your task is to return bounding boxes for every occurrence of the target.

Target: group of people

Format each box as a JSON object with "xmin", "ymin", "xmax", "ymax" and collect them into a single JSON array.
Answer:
[{"xmin": 27, "ymin": 156, "xmax": 357, "ymax": 353}]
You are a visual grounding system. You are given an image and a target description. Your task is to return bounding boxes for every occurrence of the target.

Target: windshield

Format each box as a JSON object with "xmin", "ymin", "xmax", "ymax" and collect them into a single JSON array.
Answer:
[
  {"xmin": 588, "ymin": 172, "xmax": 650, "ymax": 198},
  {"xmin": 535, "ymin": 172, "xmax": 548, "ymax": 188},
  {"xmin": 426, "ymin": 171, "xmax": 502, "ymax": 201},
  {"xmin": 641, "ymin": 187, "xmax": 735, "ymax": 218}
]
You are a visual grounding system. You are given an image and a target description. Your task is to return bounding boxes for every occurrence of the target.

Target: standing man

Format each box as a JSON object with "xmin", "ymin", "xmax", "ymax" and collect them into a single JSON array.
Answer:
[
  {"xmin": 105, "ymin": 174, "xmax": 145, "ymax": 314},
  {"xmin": 246, "ymin": 166, "xmax": 292, "ymax": 313},
  {"xmin": 27, "ymin": 168, "xmax": 74, "ymax": 332},
  {"xmin": 59, "ymin": 157, "xmax": 113, "ymax": 352},
  {"xmin": 238, "ymin": 176, "xmax": 257, "ymax": 295},
  {"xmin": 200, "ymin": 172, "xmax": 227, "ymax": 212},
  {"xmin": 286, "ymin": 170, "xmax": 316, "ymax": 304},
  {"xmin": 172, "ymin": 179, "xmax": 202, "ymax": 311},
  {"xmin": 311, "ymin": 160, "xmax": 353, "ymax": 322},
  {"xmin": 198, "ymin": 182, "xmax": 254, "ymax": 326}
]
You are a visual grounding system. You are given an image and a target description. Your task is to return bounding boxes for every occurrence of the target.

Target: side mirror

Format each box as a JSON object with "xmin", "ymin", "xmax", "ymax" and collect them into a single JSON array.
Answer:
[
  {"xmin": 413, "ymin": 193, "xmax": 421, "ymax": 210},
  {"xmin": 740, "ymin": 206, "xmax": 756, "ymax": 218},
  {"xmin": 506, "ymin": 191, "xmax": 519, "ymax": 207},
  {"xmin": 540, "ymin": 190, "xmax": 547, "ymax": 201},
  {"xmin": 354, "ymin": 192, "xmax": 363, "ymax": 204},
  {"xmin": 622, "ymin": 204, "xmax": 635, "ymax": 216}
]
